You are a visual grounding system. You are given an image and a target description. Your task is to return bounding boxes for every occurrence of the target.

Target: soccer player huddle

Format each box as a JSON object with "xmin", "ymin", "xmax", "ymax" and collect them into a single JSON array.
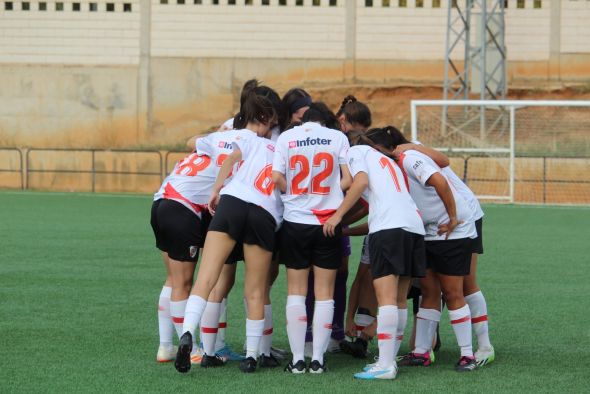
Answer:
[{"xmin": 150, "ymin": 79, "xmax": 495, "ymax": 380}]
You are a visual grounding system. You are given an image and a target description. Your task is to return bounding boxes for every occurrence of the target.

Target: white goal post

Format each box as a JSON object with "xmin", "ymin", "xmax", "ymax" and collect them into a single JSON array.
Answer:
[{"xmin": 411, "ymin": 100, "xmax": 590, "ymax": 205}]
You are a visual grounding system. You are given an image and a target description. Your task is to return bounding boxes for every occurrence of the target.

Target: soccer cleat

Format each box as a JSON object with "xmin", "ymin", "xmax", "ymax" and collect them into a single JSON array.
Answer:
[
  {"xmin": 175, "ymin": 332, "xmax": 193, "ymax": 373},
  {"xmin": 239, "ymin": 357, "xmax": 257, "ymax": 373},
  {"xmin": 258, "ymin": 353, "xmax": 280, "ymax": 368},
  {"xmin": 475, "ymin": 346, "xmax": 495, "ymax": 367},
  {"xmin": 200, "ymin": 354, "xmax": 226, "ymax": 368},
  {"xmin": 216, "ymin": 345, "xmax": 245, "ymax": 361},
  {"xmin": 397, "ymin": 351, "xmax": 433, "ymax": 367},
  {"xmin": 156, "ymin": 345, "xmax": 177, "ymax": 363},
  {"xmin": 455, "ymin": 356, "xmax": 477, "ymax": 372},
  {"xmin": 326, "ymin": 338, "xmax": 341, "ymax": 353},
  {"xmin": 270, "ymin": 346, "xmax": 289, "ymax": 360},
  {"xmin": 308, "ymin": 360, "xmax": 326, "ymax": 374},
  {"xmin": 340, "ymin": 338, "xmax": 368, "ymax": 358},
  {"xmin": 284, "ymin": 360, "xmax": 306, "ymax": 374},
  {"xmin": 354, "ymin": 364, "xmax": 398, "ymax": 380},
  {"xmin": 362, "ymin": 356, "xmax": 379, "ymax": 371},
  {"xmin": 190, "ymin": 347, "xmax": 204, "ymax": 365}
]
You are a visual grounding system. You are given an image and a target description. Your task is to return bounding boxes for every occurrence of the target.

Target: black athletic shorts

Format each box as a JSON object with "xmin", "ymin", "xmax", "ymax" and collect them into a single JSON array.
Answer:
[
  {"xmin": 208, "ymin": 194, "xmax": 276, "ymax": 252},
  {"xmin": 368, "ymin": 228, "xmax": 426, "ymax": 279},
  {"xmin": 150, "ymin": 199, "xmax": 204, "ymax": 263},
  {"xmin": 425, "ymin": 238, "xmax": 472, "ymax": 276},
  {"xmin": 471, "ymin": 218, "xmax": 484, "ymax": 254},
  {"xmin": 201, "ymin": 210, "xmax": 243, "ymax": 264},
  {"xmin": 279, "ymin": 220, "xmax": 343, "ymax": 270}
]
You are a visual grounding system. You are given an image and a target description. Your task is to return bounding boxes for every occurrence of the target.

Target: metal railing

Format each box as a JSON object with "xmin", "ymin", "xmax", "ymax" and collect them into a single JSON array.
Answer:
[{"xmin": 0, "ymin": 147, "xmax": 588, "ymax": 204}]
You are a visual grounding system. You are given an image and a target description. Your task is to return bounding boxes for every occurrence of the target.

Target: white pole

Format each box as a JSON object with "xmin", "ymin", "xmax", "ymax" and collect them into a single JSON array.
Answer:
[
  {"xmin": 411, "ymin": 101, "xmax": 418, "ymax": 142},
  {"xmin": 509, "ymin": 105, "xmax": 516, "ymax": 203}
]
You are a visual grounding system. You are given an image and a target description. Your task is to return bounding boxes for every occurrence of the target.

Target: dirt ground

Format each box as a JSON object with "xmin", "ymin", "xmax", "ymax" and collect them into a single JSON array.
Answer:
[{"xmin": 307, "ymin": 85, "xmax": 590, "ymax": 135}]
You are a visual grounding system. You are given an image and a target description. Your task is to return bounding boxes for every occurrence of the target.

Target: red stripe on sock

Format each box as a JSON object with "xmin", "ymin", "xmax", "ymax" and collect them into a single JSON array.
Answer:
[
  {"xmin": 201, "ymin": 327, "xmax": 218, "ymax": 334},
  {"xmin": 472, "ymin": 315, "xmax": 488, "ymax": 324},
  {"xmin": 396, "ymin": 335, "xmax": 404, "ymax": 341},
  {"xmin": 377, "ymin": 333, "xmax": 393, "ymax": 340},
  {"xmin": 451, "ymin": 316, "xmax": 471, "ymax": 325},
  {"xmin": 218, "ymin": 322, "xmax": 227, "ymax": 328},
  {"xmin": 355, "ymin": 325, "xmax": 366, "ymax": 331},
  {"xmin": 172, "ymin": 316, "xmax": 184, "ymax": 324},
  {"xmin": 158, "ymin": 305, "xmax": 165, "ymax": 311},
  {"xmin": 263, "ymin": 328, "xmax": 274, "ymax": 335},
  {"xmin": 298, "ymin": 316, "xmax": 307, "ymax": 322},
  {"xmin": 324, "ymin": 323, "xmax": 333, "ymax": 329}
]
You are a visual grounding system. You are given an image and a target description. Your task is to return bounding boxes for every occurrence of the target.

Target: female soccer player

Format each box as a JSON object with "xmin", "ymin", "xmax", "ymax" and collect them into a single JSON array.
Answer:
[
  {"xmin": 323, "ymin": 129, "xmax": 426, "ymax": 380},
  {"xmin": 367, "ymin": 126, "xmax": 478, "ymax": 372},
  {"xmin": 393, "ymin": 142, "xmax": 495, "ymax": 366},
  {"xmin": 174, "ymin": 88, "xmax": 283, "ymax": 374},
  {"xmin": 280, "ymin": 88, "xmax": 312, "ymax": 131},
  {"xmin": 272, "ymin": 103, "xmax": 351, "ymax": 374},
  {"xmin": 151, "ymin": 130, "xmax": 238, "ymax": 363}
]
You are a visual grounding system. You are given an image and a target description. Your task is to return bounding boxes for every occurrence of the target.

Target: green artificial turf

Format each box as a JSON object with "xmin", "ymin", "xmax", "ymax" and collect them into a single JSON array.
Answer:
[{"xmin": 1, "ymin": 191, "xmax": 589, "ymax": 393}]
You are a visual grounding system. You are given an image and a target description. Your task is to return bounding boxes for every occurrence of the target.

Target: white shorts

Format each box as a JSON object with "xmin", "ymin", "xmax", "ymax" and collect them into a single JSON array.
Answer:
[{"xmin": 360, "ymin": 235, "xmax": 370, "ymax": 265}]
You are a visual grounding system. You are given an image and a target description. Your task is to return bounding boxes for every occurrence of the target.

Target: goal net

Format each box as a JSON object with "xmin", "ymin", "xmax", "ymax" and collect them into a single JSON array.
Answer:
[{"xmin": 411, "ymin": 100, "xmax": 590, "ymax": 205}]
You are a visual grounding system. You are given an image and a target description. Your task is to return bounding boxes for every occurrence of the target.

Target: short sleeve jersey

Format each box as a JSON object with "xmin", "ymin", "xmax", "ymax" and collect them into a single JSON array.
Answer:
[
  {"xmin": 220, "ymin": 129, "xmax": 283, "ymax": 228},
  {"xmin": 412, "ymin": 140, "xmax": 484, "ymax": 221},
  {"xmin": 272, "ymin": 122, "xmax": 350, "ymax": 225},
  {"xmin": 347, "ymin": 145, "xmax": 424, "ymax": 236},
  {"xmin": 398, "ymin": 150, "xmax": 476, "ymax": 241},
  {"xmin": 153, "ymin": 130, "xmax": 239, "ymax": 216}
]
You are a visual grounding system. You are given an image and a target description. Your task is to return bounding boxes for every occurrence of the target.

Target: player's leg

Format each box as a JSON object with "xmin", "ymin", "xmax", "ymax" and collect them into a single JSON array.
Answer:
[
  {"xmin": 394, "ymin": 276, "xmax": 411, "ymax": 359},
  {"xmin": 330, "ymin": 235, "xmax": 351, "ymax": 351},
  {"xmin": 463, "ymin": 218, "xmax": 494, "ymax": 366},
  {"xmin": 258, "ymin": 258, "xmax": 282, "ymax": 367},
  {"xmin": 156, "ymin": 252, "xmax": 176, "ymax": 362},
  {"xmin": 285, "ymin": 267, "xmax": 310, "ymax": 374},
  {"xmin": 240, "ymin": 243, "xmax": 273, "ymax": 373},
  {"xmin": 310, "ymin": 265, "xmax": 337, "ymax": 373}
]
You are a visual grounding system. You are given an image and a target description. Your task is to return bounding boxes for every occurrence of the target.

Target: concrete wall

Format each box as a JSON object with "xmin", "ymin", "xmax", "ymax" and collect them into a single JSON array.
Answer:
[{"xmin": 0, "ymin": 0, "xmax": 589, "ymax": 149}]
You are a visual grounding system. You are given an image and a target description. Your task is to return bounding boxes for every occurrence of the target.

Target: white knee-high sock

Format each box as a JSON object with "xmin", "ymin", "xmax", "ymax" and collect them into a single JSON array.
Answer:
[
  {"xmin": 354, "ymin": 313, "xmax": 375, "ymax": 338},
  {"xmin": 393, "ymin": 308, "xmax": 407, "ymax": 357},
  {"xmin": 214, "ymin": 298, "xmax": 228, "ymax": 352},
  {"xmin": 200, "ymin": 302, "xmax": 221, "ymax": 356},
  {"xmin": 312, "ymin": 299, "xmax": 334, "ymax": 364},
  {"xmin": 465, "ymin": 291, "xmax": 492, "ymax": 349},
  {"xmin": 157, "ymin": 286, "xmax": 174, "ymax": 347},
  {"xmin": 182, "ymin": 295, "xmax": 207, "ymax": 336},
  {"xmin": 449, "ymin": 304, "xmax": 473, "ymax": 357},
  {"xmin": 170, "ymin": 298, "xmax": 188, "ymax": 339},
  {"xmin": 246, "ymin": 319, "xmax": 265, "ymax": 359},
  {"xmin": 286, "ymin": 295, "xmax": 307, "ymax": 363},
  {"xmin": 259, "ymin": 304, "xmax": 273, "ymax": 357},
  {"xmin": 414, "ymin": 308, "xmax": 441, "ymax": 354},
  {"xmin": 376, "ymin": 305, "xmax": 398, "ymax": 369}
]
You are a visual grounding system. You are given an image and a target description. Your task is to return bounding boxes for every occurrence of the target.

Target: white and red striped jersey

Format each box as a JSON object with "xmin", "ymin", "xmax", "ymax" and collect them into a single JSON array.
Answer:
[
  {"xmin": 153, "ymin": 130, "xmax": 239, "ymax": 217},
  {"xmin": 272, "ymin": 122, "xmax": 350, "ymax": 225},
  {"xmin": 220, "ymin": 129, "xmax": 283, "ymax": 227},
  {"xmin": 347, "ymin": 145, "xmax": 425, "ymax": 236},
  {"xmin": 398, "ymin": 150, "xmax": 476, "ymax": 241}
]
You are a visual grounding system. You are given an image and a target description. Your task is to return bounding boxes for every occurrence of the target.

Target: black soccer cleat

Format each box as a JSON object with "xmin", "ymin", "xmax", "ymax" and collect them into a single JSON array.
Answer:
[
  {"xmin": 239, "ymin": 357, "xmax": 257, "ymax": 373},
  {"xmin": 258, "ymin": 353, "xmax": 280, "ymax": 368},
  {"xmin": 284, "ymin": 360, "xmax": 306, "ymax": 374},
  {"xmin": 455, "ymin": 356, "xmax": 477, "ymax": 372},
  {"xmin": 349, "ymin": 338, "xmax": 369, "ymax": 359},
  {"xmin": 200, "ymin": 354, "xmax": 226, "ymax": 368},
  {"xmin": 308, "ymin": 359, "xmax": 326, "ymax": 374},
  {"xmin": 174, "ymin": 332, "xmax": 193, "ymax": 373}
]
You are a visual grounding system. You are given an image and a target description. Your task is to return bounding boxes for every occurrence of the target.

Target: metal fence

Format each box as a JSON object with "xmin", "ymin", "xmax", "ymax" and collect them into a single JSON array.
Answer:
[{"xmin": 0, "ymin": 147, "xmax": 588, "ymax": 204}]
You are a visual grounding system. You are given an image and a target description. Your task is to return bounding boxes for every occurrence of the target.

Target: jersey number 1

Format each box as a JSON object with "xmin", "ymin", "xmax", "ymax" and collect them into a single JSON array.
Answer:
[{"xmin": 379, "ymin": 157, "xmax": 402, "ymax": 192}]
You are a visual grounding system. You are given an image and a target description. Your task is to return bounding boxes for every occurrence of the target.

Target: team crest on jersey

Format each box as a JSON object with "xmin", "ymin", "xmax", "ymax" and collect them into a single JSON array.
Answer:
[
  {"xmin": 267, "ymin": 144, "xmax": 275, "ymax": 152},
  {"xmin": 189, "ymin": 246, "xmax": 198, "ymax": 258},
  {"xmin": 288, "ymin": 137, "xmax": 332, "ymax": 149}
]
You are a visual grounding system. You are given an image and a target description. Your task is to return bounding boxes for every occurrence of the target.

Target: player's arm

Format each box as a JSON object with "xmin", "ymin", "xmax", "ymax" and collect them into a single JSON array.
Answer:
[
  {"xmin": 323, "ymin": 172, "xmax": 368, "ymax": 237},
  {"xmin": 344, "ymin": 222, "xmax": 369, "ymax": 236},
  {"xmin": 395, "ymin": 143, "xmax": 450, "ymax": 168},
  {"xmin": 342, "ymin": 200, "xmax": 368, "ymax": 226},
  {"xmin": 271, "ymin": 171, "xmax": 287, "ymax": 194},
  {"xmin": 209, "ymin": 149, "xmax": 242, "ymax": 214},
  {"xmin": 425, "ymin": 173, "xmax": 461, "ymax": 239},
  {"xmin": 340, "ymin": 163, "xmax": 352, "ymax": 191}
]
